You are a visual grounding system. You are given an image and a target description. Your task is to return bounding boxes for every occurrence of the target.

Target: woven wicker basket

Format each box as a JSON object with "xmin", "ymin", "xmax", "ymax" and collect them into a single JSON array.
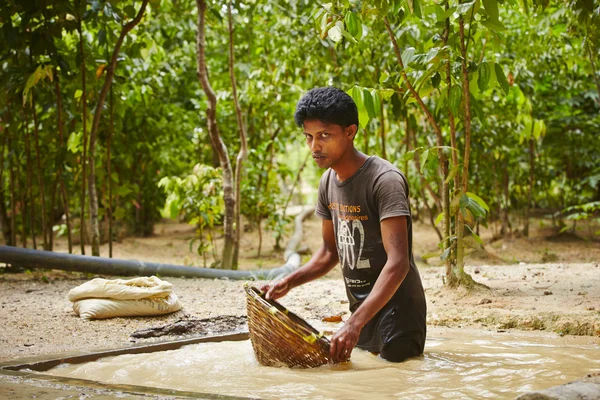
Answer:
[{"xmin": 245, "ymin": 284, "xmax": 331, "ymax": 368}]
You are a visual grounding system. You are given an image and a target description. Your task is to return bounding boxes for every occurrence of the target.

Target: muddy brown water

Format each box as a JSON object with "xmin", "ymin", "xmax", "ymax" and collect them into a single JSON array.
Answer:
[{"xmin": 39, "ymin": 327, "xmax": 600, "ymax": 400}]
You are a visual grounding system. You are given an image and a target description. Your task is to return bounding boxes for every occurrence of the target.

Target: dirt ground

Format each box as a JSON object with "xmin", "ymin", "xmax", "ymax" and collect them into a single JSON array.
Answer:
[{"xmin": 0, "ymin": 217, "xmax": 599, "ymax": 362}]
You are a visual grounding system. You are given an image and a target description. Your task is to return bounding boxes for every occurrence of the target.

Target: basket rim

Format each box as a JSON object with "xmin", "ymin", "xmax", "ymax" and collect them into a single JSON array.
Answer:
[{"xmin": 244, "ymin": 284, "xmax": 330, "ymax": 346}]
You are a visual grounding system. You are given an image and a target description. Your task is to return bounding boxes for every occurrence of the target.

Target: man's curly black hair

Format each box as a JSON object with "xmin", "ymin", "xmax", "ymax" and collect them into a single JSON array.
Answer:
[{"xmin": 294, "ymin": 87, "xmax": 359, "ymax": 128}]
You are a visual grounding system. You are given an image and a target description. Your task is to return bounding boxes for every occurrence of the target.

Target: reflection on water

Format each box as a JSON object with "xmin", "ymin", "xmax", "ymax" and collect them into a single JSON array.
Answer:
[{"xmin": 46, "ymin": 328, "xmax": 600, "ymax": 399}]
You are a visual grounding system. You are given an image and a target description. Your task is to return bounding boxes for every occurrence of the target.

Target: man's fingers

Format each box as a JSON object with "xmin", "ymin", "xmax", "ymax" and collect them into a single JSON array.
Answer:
[{"xmin": 330, "ymin": 338, "xmax": 338, "ymax": 361}]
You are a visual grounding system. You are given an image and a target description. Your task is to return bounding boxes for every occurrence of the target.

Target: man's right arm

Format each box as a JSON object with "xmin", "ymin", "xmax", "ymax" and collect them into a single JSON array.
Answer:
[{"xmin": 264, "ymin": 219, "xmax": 338, "ymax": 300}]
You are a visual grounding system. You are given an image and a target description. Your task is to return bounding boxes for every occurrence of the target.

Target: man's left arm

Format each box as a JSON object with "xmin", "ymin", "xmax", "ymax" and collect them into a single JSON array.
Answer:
[{"xmin": 329, "ymin": 215, "xmax": 410, "ymax": 362}]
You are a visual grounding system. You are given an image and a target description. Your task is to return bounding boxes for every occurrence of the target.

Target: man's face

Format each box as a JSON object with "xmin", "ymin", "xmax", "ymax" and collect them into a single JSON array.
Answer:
[{"xmin": 303, "ymin": 120, "xmax": 357, "ymax": 169}]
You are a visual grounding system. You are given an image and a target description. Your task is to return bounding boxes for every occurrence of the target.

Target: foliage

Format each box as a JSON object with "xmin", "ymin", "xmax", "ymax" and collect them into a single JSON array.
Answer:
[{"xmin": 0, "ymin": 0, "xmax": 598, "ymax": 275}]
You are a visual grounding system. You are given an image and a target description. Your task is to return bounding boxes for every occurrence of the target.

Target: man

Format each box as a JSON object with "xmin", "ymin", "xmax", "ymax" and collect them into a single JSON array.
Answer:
[{"xmin": 263, "ymin": 86, "xmax": 426, "ymax": 363}]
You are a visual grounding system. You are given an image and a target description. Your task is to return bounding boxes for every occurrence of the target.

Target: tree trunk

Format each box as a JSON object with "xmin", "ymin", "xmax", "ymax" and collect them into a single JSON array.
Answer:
[
  {"xmin": 451, "ymin": 16, "xmax": 478, "ymax": 288},
  {"xmin": 380, "ymin": 102, "xmax": 387, "ymax": 160},
  {"xmin": 0, "ymin": 129, "xmax": 12, "ymax": 246},
  {"xmin": 78, "ymin": 16, "xmax": 87, "ymax": 255},
  {"xmin": 87, "ymin": 0, "xmax": 149, "ymax": 256},
  {"xmin": 23, "ymin": 113, "xmax": 37, "ymax": 250},
  {"xmin": 524, "ymin": 136, "xmax": 535, "ymax": 237},
  {"xmin": 30, "ymin": 94, "xmax": 49, "ymax": 250},
  {"xmin": 196, "ymin": 0, "xmax": 235, "ymax": 269},
  {"xmin": 228, "ymin": 1, "xmax": 248, "ymax": 269},
  {"xmin": 501, "ymin": 161, "xmax": 511, "ymax": 236},
  {"xmin": 54, "ymin": 71, "xmax": 73, "ymax": 253},
  {"xmin": 384, "ymin": 17, "xmax": 443, "ymax": 139},
  {"xmin": 17, "ymin": 169, "xmax": 27, "ymax": 248},
  {"xmin": 107, "ymin": 86, "xmax": 114, "ymax": 258}
]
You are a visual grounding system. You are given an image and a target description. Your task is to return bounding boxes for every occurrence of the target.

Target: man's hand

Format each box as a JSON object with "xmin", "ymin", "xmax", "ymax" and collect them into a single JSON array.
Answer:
[
  {"xmin": 330, "ymin": 320, "xmax": 361, "ymax": 363},
  {"xmin": 260, "ymin": 279, "xmax": 290, "ymax": 301}
]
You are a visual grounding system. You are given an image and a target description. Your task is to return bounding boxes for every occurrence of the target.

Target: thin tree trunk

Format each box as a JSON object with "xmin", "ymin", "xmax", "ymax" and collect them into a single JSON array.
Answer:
[
  {"xmin": 404, "ymin": 117, "xmax": 410, "ymax": 180},
  {"xmin": 196, "ymin": 0, "xmax": 235, "ymax": 269},
  {"xmin": 445, "ymin": 12, "xmax": 460, "ymax": 282},
  {"xmin": 524, "ymin": 136, "xmax": 535, "ymax": 237},
  {"xmin": 452, "ymin": 15, "xmax": 477, "ymax": 287},
  {"xmin": 587, "ymin": 42, "xmax": 600, "ymax": 107},
  {"xmin": 0, "ymin": 129, "xmax": 12, "ymax": 246},
  {"xmin": 380, "ymin": 102, "xmax": 387, "ymax": 159},
  {"xmin": 256, "ymin": 127, "xmax": 280, "ymax": 258},
  {"xmin": 384, "ymin": 17, "xmax": 443, "ymax": 139},
  {"xmin": 282, "ymin": 152, "xmax": 311, "ymax": 219},
  {"xmin": 23, "ymin": 115, "xmax": 37, "ymax": 250},
  {"xmin": 60, "ymin": 181, "xmax": 73, "ymax": 253},
  {"xmin": 54, "ymin": 71, "xmax": 73, "ymax": 253},
  {"xmin": 107, "ymin": 86, "xmax": 114, "ymax": 257},
  {"xmin": 501, "ymin": 160, "xmax": 511, "ymax": 236},
  {"xmin": 87, "ymin": 0, "xmax": 149, "ymax": 256},
  {"xmin": 228, "ymin": 1, "xmax": 248, "ymax": 269},
  {"xmin": 30, "ymin": 94, "xmax": 49, "ymax": 250},
  {"xmin": 17, "ymin": 169, "xmax": 27, "ymax": 247},
  {"xmin": 78, "ymin": 16, "xmax": 87, "ymax": 255}
]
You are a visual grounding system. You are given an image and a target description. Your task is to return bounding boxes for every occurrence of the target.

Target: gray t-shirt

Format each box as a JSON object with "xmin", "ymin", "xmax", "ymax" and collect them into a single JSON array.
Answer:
[{"xmin": 315, "ymin": 156, "xmax": 426, "ymax": 341}]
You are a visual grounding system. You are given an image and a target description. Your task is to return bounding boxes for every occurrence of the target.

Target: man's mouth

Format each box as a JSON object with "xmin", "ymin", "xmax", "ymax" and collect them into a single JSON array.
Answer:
[{"xmin": 313, "ymin": 154, "xmax": 326, "ymax": 161}]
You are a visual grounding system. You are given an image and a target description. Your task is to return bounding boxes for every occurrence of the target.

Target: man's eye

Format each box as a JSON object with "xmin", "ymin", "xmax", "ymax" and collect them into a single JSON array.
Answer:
[{"xmin": 321, "ymin": 133, "xmax": 330, "ymax": 138}]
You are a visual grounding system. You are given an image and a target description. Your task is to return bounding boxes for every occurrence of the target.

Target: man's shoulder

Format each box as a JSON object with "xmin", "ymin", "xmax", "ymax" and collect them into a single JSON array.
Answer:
[{"xmin": 365, "ymin": 156, "xmax": 405, "ymax": 181}]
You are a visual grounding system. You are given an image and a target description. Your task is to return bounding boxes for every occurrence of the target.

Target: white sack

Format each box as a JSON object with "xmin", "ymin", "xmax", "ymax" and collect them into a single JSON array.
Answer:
[
  {"xmin": 68, "ymin": 276, "xmax": 182, "ymax": 320},
  {"xmin": 72, "ymin": 293, "xmax": 182, "ymax": 320},
  {"xmin": 68, "ymin": 276, "xmax": 173, "ymax": 301}
]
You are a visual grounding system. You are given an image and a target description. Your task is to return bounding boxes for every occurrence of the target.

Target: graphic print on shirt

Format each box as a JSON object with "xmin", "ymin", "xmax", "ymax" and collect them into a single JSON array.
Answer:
[{"xmin": 337, "ymin": 219, "xmax": 365, "ymax": 270}]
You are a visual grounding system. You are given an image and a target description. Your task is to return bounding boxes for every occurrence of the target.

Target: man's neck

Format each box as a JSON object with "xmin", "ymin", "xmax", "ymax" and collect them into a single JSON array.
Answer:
[{"xmin": 333, "ymin": 149, "xmax": 369, "ymax": 183}]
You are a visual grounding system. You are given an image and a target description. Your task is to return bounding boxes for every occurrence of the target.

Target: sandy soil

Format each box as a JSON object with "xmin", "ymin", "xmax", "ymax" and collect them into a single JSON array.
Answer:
[{"xmin": 0, "ymin": 218, "xmax": 599, "ymax": 362}]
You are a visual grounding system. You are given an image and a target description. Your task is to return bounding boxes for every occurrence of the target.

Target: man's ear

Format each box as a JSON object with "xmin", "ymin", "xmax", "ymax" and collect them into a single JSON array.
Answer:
[{"xmin": 346, "ymin": 124, "xmax": 358, "ymax": 140}]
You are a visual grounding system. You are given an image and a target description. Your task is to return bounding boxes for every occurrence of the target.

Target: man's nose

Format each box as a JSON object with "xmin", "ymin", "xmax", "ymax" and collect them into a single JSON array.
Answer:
[{"xmin": 309, "ymin": 139, "xmax": 321, "ymax": 152}]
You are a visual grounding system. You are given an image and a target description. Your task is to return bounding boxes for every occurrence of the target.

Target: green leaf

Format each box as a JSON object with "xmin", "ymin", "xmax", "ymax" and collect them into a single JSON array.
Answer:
[
  {"xmin": 379, "ymin": 71, "xmax": 390, "ymax": 84},
  {"xmin": 435, "ymin": 212, "xmax": 444, "ymax": 226},
  {"xmin": 445, "ymin": 164, "xmax": 460, "ymax": 184},
  {"xmin": 482, "ymin": 0, "xmax": 499, "ymax": 21},
  {"xmin": 344, "ymin": 11, "xmax": 361, "ymax": 38},
  {"xmin": 495, "ymin": 63, "xmax": 509, "ymax": 94},
  {"xmin": 481, "ymin": 18, "xmax": 507, "ymax": 32},
  {"xmin": 460, "ymin": 193, "xmax": 469, "ymax": 209},
  {"xmin": 363, "ymin": 88, "xmax": 376, "ymax": 119},
  {"xmin": 449, "ymin": 85, "xmax": 462, "ymax": 115},
  {"xmin": 466, "ymin": 192, "xmax": 490, "ymax": 212},
  {"xmin": 425, "ymin": 47, "xmax": 440, "ymax": 63},
  {"xmin": 67, "ymin": 131, "xmax": 83, "ymax": 154},
  {"xmin": 116, "ymin": 186, "xmax": 133, "ymax": 197},
  {"xmin": 327, "ymin": 25, "xmax": 342, "ymax": 42},
  {"xmin": 379, "ymin": 88, "xmax": 395, "ymax": 100},
  {"xmin": 124, "ymin": 5, "xmax": 136, "ymax": 19},
  {"xmin": 401, "ymin": 47, "xmax": 416, "ymax": 66},
  {"xmin": 431, "ymin": 72, "xmax": 441, "ymax": 88},
  {"xmin": 98, "ymin": 29, "xmax": 106, "ymax": 46},
  {"xmin": 440, "ymin": 246, "xmax": 452, "ymax": 261},
  {"xmin": 370, "ymin": 89, "xmax": 382, "ymax": 118},
  {"xmin": 407, "ymin": 0, "xmax": 423, "ymax": 18},
  {"xmin": 465, "ymin": 225, "xmax": 484, "ymax": 246},
  {"xmin": 169, "ymin": 198, "xmax": 180, "ymax": 219},
  {"xmin": 477, "ymin": 62, "xmax": 491, "ymax": 92},
  {"xmin": 402, "ymin": 150, "xmax": 416, "ymax": 163},
  {"xmin": 348, "ymin": 86, "xmax": 370, "ymax": 128},
  {"xmin": 422, "ymin": 250, "xmax": 442, "ymax": 260},
  {"xmin": 457, "ymin": 0, "xmax": 476, "ymax": 14},
  {"xmin": 420, "ymin": 149, "xmax": 429, "ymax": 173},
  {"xmin": 114, "ymin": 207, "xmax": 126, "ymax": 220},
  {"xmin": 466, "ymin": 198, "xmax": 487, "ymax": 218}
]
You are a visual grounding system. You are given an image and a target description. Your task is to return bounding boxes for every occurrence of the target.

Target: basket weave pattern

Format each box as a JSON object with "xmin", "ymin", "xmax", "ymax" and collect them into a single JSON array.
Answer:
[{"xmin": 245, "ymin": 285, "xmax": 331, "ymax": 368}]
